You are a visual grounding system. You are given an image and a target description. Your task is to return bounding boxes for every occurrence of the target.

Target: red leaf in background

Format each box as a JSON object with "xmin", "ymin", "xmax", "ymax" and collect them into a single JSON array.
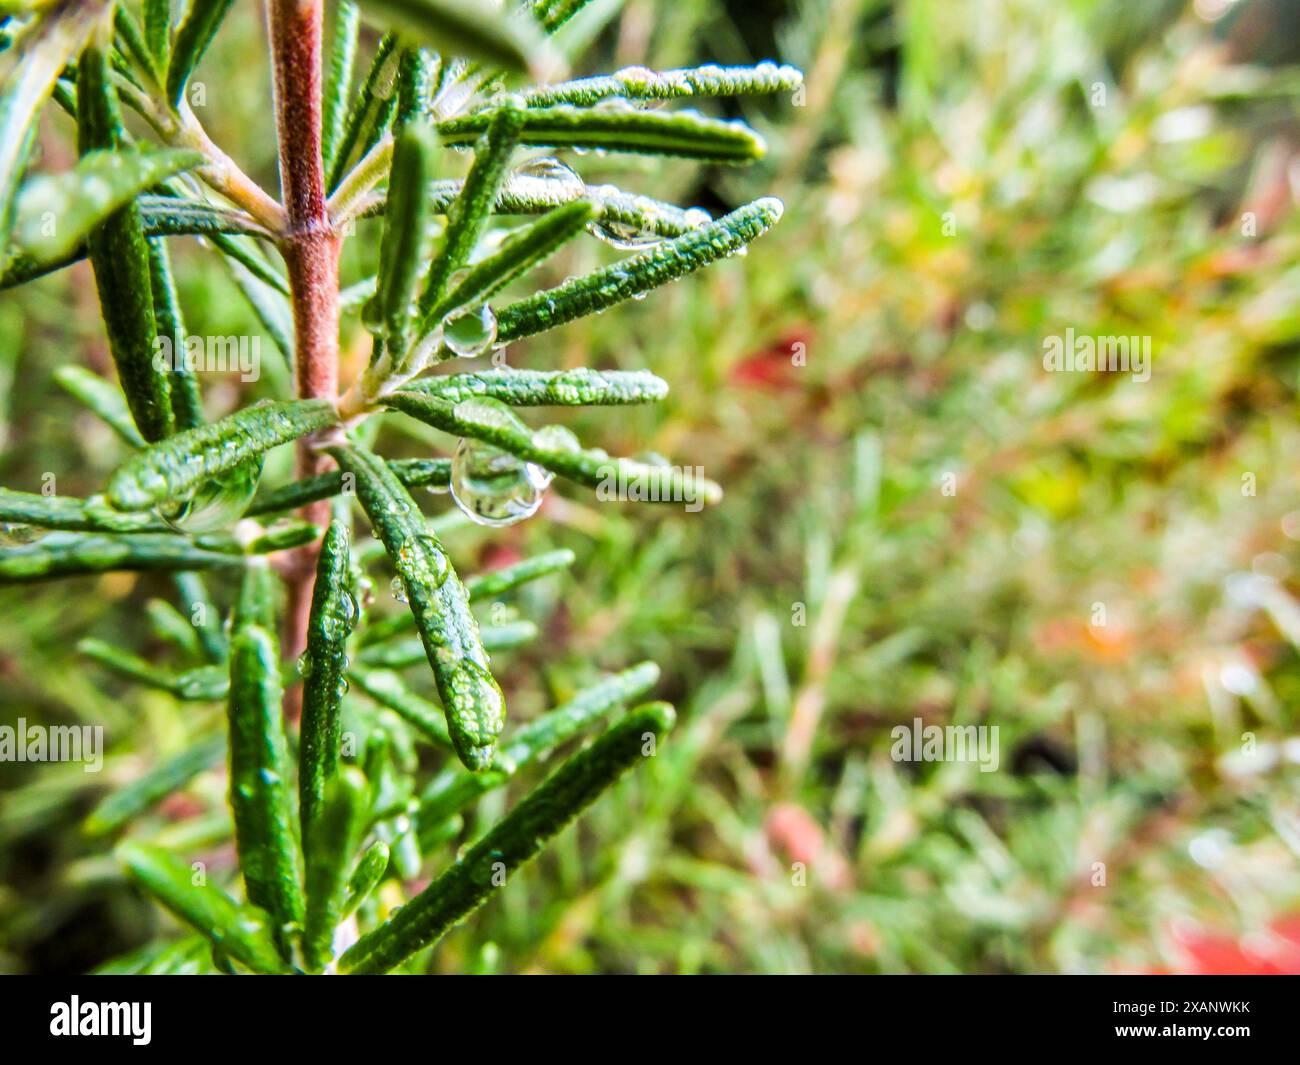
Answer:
[
  {"xmin": 1167, "ymin": 915, "xmax": 1300, "ymax": 975},
  {"xmin": 730, "ymin": 329, "xmax": 812, "ymax": 390}
]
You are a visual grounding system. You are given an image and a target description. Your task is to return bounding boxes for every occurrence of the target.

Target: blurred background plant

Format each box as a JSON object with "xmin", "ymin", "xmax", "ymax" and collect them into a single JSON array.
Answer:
[{"xmin": 3, "ymin": 0, "xmax": 1300, "ymax": 974}]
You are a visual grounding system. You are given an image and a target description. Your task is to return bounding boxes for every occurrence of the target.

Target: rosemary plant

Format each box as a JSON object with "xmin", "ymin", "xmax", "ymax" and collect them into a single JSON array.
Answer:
[{"xmin": 0, "ymin": 0, "xmax": 798, "ymax": 974}]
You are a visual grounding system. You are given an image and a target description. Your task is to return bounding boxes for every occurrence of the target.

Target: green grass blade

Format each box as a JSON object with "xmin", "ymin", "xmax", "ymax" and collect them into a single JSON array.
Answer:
[
  {"xmin": 382, "ymin": 391, "xmax": 723, "ymax": 504},
  {"xmin": 299, "ymin": 521, "xmax": 354, "ymax": 844},
  {"xmin": 418, "ymin": 101, "xmax": 525, "ymax": 322},
  {"xmin": 418, "ymin": 198, "xmax": 593, "ymax": 330},
  {"xmin": 105, "ymin": 399, "xmax": 337, "ymax": 512},
  {"xmin": 117, "ymin": 842, "xmax": 289, "ymax": 974},
  {"xmin": 85, "ymin": 735, "xmax": 226, "ymax": 837},
  {"xmin": 303, "ymin": 767, "xmax": 369, "ymax": 971},
  {"xmin": 228, "ymin": 621, "xmax": 304, "ymax": 940},
  {"xmin": 524, "ymin": 62, "xmax": 804, "ymax": 108},
  {"xmin": 439, "ymin": 105, "xmax": 766, "ymax": 162},
  {"xmin": 328, "ymin": 444, "xmax": 505, "ymax": 772},
  {"xmin": 403, "ymin": 368, "xmax": 667, "ymax": 406},
  {"xmin": 417, "ymin": 661, "xmax": 658, "ymax": 829},
  {"xmin": 494, "ymin": 197, "xmax": 783, "ymax": 341},
  {"xmin": 355, "ymin": 0, "xmax": 554, "ymax": 77},
  {"xmin": 166, "ymin": 0, "xmax": 235, "ymax": 106},
  {"xmin": 78, "ymin": 44, "xmax": 175, "ymax": 443},
  {"xmin": 343, "ymin": 702, "xmax": 674, "ymax": 973}
]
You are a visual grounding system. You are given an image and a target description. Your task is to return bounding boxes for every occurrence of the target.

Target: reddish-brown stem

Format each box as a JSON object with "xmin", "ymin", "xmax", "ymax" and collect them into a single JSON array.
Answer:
[{"xmin": 267, "ymin": 0, "xmax": 340, "ymax": 718}]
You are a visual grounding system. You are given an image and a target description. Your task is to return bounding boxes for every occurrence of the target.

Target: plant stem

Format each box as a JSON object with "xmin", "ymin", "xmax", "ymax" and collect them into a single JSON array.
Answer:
[{"xmin": 267, "ymin": 0, "xmax": 342, "ymax": 713}]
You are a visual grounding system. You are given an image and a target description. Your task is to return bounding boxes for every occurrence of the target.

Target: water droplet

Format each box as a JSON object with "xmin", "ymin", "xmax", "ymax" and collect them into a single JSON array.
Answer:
[
  {"xmin": 390, "ymin": 576, "xmax": 409, "ymax": 603},
  {"xmin": 450, "ymin": 438, "xmax": 550, "ymax": 527},
  {"xmin": 510, "ymin": 157, "xmax": 584, "ymax": 199},
  {"xmin": 586, "ymin": 217, "xmax": 664, "ymax": 250},
  {"xmin": 296, "ymin": 652, "xmax": 314, "ymax": 678},
  {"xmin": 442, "ymin": 303, "xmax": 498, "ymax": 358},
  {"xmin": 158, "ymin": 459, "xmax": 263, "ymax": 534},
  {"xmin": 0, "ymin": 523, "xmax": 48, "ymax": 545},
  {"xmin": 416, "ymin": 535, "xmax": 451, "ymax": 587},
  {"xmin": 684, "ymin": 207, "xmax": 712, "ymax": 228}
]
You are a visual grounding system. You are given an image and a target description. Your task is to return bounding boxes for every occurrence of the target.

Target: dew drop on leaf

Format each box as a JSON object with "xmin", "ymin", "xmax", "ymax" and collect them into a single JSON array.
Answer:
[
  {"xmin": 510, "ymin": 157, "xmax": 584, "ymax": 199},
  {"xmin": 158, "ymin": 458, "xmax": 263, "ymax": 534},
  {"xmin": 442, "ymin": 302, "xmax": 498, "ymax": 358},
  {"xmin": 390, "ymin": 576, "xmax": 409, "ymax": 603},
  {"xmin": 450, "ymin": 438, "xmax": 550, "ymax": 527}
]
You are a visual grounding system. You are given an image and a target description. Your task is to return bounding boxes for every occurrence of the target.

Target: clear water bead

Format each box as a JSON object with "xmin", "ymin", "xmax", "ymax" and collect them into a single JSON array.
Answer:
[
  {"xmin": 450, "ymin": 437, "xmax": 551, "ymax": 527},
  {"xmin": 442, "ymin": 303, "xmax": 498, "ymax": 358},
  {"xmin": 510, "ymin": 157, "xmax": 584, "ymax": 199},
  {"xmin": 158, "ymin": 459, "xmax": 262, "ymax": 534}
]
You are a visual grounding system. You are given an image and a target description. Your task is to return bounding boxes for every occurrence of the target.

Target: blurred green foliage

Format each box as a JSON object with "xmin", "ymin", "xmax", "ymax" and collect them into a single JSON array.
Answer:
[{"xmin": 3, "ymin": 0, "xmax": 1300, "ymax": 973}]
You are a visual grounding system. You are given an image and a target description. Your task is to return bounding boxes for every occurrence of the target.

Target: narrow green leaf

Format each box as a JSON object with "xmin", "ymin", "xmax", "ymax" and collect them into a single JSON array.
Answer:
[
  {"xmin": 524, "ymin": 61, "xmax": 804, "ymax": 108},
  {"xmin": 349, "ymin": 664, "xmax": 453, "ymax": 747},
  {"xmin": 343, "ymin": 702, "xmax": 674, "ymax": 973},
  {"xmin": 303, "ymin": 767, "xmax": 369, "ymax": 971},
  {"xmin": 11, "ymin": 148, "xmax": 203, "ymax": 263},
  {"xmin": 166, "ymin": 0, "xmax": 234, "ymax": 106},
  {"xmin": 494, "ymin": 197, "xmax": 783, "ymax": 341},
  {"xmin": 148, "ymin": 237, "xmax": 204, "ymax": 430},
  {"xmin": 0, "ymin": 487, "xmax": 157, "ymax": 533},
  {"xmin": 358, "ymin": 620, "xmax": 536, "ymax": 668},
  {"xmin": 247, "ymin": 457, "xmax": 450, "ymax": 517},
  {"xmin": 299, "ymin": 521, "xmax": 354, "ymax": 844},
  {"xmin": 145, "ymin": 596, "xmax": 204, "ymax": 657},
  {"xmin": 79, "ymin": 636, "xmax": 225, "ymax": 700},
  {"xmin": 322, "ymin": 0, "xmax": 361, "ymax": 175},
  {"xmin": 418, "ymin": 198, "xmax": 593, "ymax": 331},
  {"xmin": 370, "ymin": 121, "xmax": 437, "ymax": 355},
  {"xmin": 440, "ymin": 104, "xmax": 765, "ymax": 162},
  {"xmin": 117, "ymin": 842, "xmax": 289, "ymax": 974},
  {"xmin": 418, "ymin": 100, "xmax": 525, "ymax": 322},
  {"xmin": 78, "ymin": 43, "xmax": 175, "ymax": 443},
  {"xmin": 144, "ymin": 0, "xmax": 173, "ymax": 72},
  {"xmin": 0, "ymin": 531, "xmax": 242, "ymax": 583},
  {"xmin": 105, "ymin": 399, "xmax": 337, "ymax": 512},
  {"xmin": 417, "ymin": 661, "xmax": 658, "ymax": 830},
  {"xmin": 85, "ymin": 735, "xmax": 226, "ymax": 837},
  {"xmin": 328, "ymin": 444, "xmax": 505, "ymax": 772},
  {"xmin": 530, "ymin": 0, "xmax": 592, "ymax": 33},
  {"xmin": 53, "ymin": 365, "xmax": 146, "ymax": 447},
  {"xmin": 327, "ymin": 32, "xmax": 400, "ymax": 193},
  {"xmin": 405, "ymin": 367, "xmax": 667, "ymax": 406},
  {"xmin": 342, "ymin": 840, "xmax": 390, "ymax": 917},
  {"xmin": 355, "ymin": 0, "xmax": 554, "ymax": 78},
  {"xmin": 228, "ymin": 621, "xmax": 305, "ymax": 938},
  {"xmin": 383, "ymin": 391, "xmax": 723, "ymax": 505},
  {"xmin": 395, "ymin": 45, "xmax": 436, "ymax": 130},
  {"xmin": 362, "ymin": 547, "xmax": 575, "ymax": 646},
  {"xmin": 174, "ymin": 571, "xmax": 227, "ymax": 661}
]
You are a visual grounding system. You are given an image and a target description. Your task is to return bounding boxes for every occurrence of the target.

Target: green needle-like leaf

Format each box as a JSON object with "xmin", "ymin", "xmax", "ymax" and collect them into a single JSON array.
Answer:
[
  {"xmin": 78, "ymin": 43, "xmax": 176, "ymax": 444},
  {"xmin": 79, "ymin": 637, "xmax": 226, "ymax": 700},
  {"xmin": 404, "ymin": 368, "xmax": 667, "ymax": 406},
  {"xmin": 85, "ymin": 736, "xmax": 226, "ymax": 837},
  {"xmin": 328, "ymin": 32, "xmax": 400, "ymax": 193},
  {"xmin": 419, "ymin": 198, "xmax": 593, "ymax": 330},
  {"xmin": 322, "ymin": 1, "xmax": 361, "ymax": 175},
  {"xmin": 166, "ymin": 0, "xmax": 235, "ymax": 105},
  {"xmin": 356, "ymin": 0, "xmax": 555, "ymax": 78},
  {"xmin": 247, "ymin": 457, "xmax": 450, "ymax": 517},
  {"xmin": 148, "ymin": 237, "xmax": 205, "ymax": 431},
  {"xmin": 228, "ymin": 621, "xmax": 305, "ymax": 939},
  {"xmin": 329, "ymin": 444, "xmax": 505, "ymax": 772},
  {"xmin": 143, "ymin": 0, "xmax": 172, "ymax": 72},
  {"xmin": 359, "ymin": 620, "xmax": 536, "ymax": 668},
  {"xmin": 299, "ymin": 521, "xmax": 355, "ymax": 844},
  {"xmin": 383, "ymin": 391, "xmax": 723, "ymax": 505},
  {"xmin": 350, "ymin": 664, "xmax": 453, "ymax": 747},
  {"xmin": 362, "ymin": 547, "xmax": 575, "ymax": 646},
  {"xmin": 440, "ymin": 105, "xmax": 765, "ymax": 162},
  {"xmin": 417, "ymin": 661, "xmax": 658, "ymax": 830},
  {"xmin": 105, "ymin": 399, "xmax": 337, "ymax": 512},
  {"xmin": 0, "ymin": 532, "xmax": 243, "ymax": 583},
  {"xmin": 53, "ymin": 365, "xmax": 147, "ymax": 447},
  {"xmin": 343, "ymin": 702, "xmax": 674, "ymax": 973},
  {"xmin": 418, "ymin": 100, "xmax": 525, "ymax": 322},
  {"xmin": 370, "ymin": 121, "xmax": 437, "ymax": 356},
  {"xmin": 11, "ymin": 148, "xmax": 203, "ymax": 264},
  {"xmin": 530, "ymin": 0, "xmax": 592, "ymax": 33},
  {"xmin": 494, "ymin": 197, "xmax": 783, "ymax": 341},
  {"xmin": 117, "ymin": 842, "xmax": 290, "ymax": 974},
  {"xmin": 523, "ymin": 62, "xmax": 804, "ymax": 108},
  {"xmin": 342, "ymin": 840, "xmax": 390, "ymax": 918},
  {"xmin": 0, "ymin": 488, "xmax": 159, "ymax": 533},
  {"xmin": 303, "ymin": 767, "xmax": 370, "ymax": 971}
]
